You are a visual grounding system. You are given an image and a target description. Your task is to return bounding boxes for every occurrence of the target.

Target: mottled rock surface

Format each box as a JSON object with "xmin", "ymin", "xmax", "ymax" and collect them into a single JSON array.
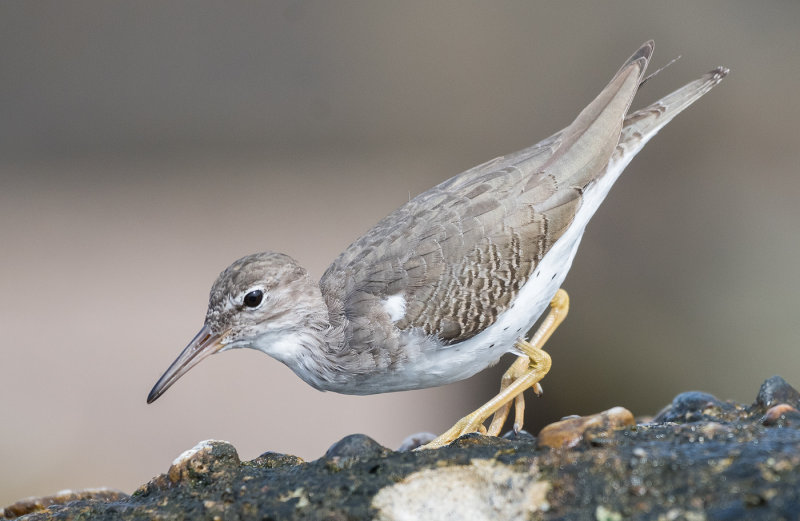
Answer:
[{"xmin": 5, "ymin": 376, "xmax": 800, "ymax": 520}]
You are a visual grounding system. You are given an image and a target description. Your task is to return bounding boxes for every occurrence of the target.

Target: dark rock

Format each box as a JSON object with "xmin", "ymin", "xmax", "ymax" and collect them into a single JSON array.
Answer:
[
  {"xmin": 652, "ymin": 390, "xmax": 731, "ymax": 423},
  {"xmin": 323, "ymin": 434, "xmax": 388, "ymax": 468},
  {"xmin": 7, "ymin": 376, "xmax": 800, "ymax": 520},
  {"xmin": 1, "ymin": 489, "xmax": 128, "ymax": 519},
  {"xmin": 250, "ymin": 451, "xmax": 305, "ymax": 469},
  {"xmin": 755, "ymin": 375, "xmax": 800, "ymax": 409},
  {"xmin": 447, "ymin": 432, "xmax": 506, "ymax": 449}
]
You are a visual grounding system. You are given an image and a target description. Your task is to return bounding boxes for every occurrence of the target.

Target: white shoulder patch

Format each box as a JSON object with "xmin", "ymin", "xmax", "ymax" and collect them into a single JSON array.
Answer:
[{"xmin": 382, "ymin": 294, "xmax": 407, "ymax": 322}]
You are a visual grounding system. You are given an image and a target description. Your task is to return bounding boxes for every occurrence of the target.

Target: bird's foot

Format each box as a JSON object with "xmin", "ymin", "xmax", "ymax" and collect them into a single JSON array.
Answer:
[
  {"xmin": 418, "ymin": 411, "xmax": 491, "ymax": 450},
  {"xmin": 486, "ymin": 340, "xmax": 552, "ymax": 435},
  {"xmin": 486, "ymin": 355, "xmax": 530, "ymax": 436},
  {"xmin": 418, "ymin": 346, "xmax": 552, "ymax": 450},
  {"xmin": 417, "ymin": 289, "xmax": 568, "ymax": 450}
]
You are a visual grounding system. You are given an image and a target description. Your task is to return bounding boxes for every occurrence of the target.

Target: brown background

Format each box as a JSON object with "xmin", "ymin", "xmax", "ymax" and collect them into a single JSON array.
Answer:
[{"xmin": 2, "ymin": 1, "xmax": 799, "ymax": 505}]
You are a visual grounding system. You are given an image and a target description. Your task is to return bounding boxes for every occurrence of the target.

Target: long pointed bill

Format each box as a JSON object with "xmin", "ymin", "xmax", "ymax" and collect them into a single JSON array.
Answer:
[{"xmin": 147, "ymin": 325, "xmax": 226, "ymax": 404}]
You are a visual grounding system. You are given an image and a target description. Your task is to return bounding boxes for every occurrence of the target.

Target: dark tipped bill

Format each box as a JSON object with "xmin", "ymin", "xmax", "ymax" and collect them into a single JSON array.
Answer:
[{"xmin": 147, "ymin": 325, "xmax": 225, "ymax": 404}]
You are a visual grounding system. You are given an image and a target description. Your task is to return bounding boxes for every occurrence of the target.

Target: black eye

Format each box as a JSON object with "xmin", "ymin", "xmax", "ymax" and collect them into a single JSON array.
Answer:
[{"xmin": 243, "ymin": 290, "xmax": 263, "ymax": 308}]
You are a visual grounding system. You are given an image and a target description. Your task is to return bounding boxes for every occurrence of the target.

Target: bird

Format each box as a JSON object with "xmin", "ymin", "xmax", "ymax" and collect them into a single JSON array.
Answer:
[{"xmin": 147, "ymin": 41, "xmax": 728, "ymax": 449}]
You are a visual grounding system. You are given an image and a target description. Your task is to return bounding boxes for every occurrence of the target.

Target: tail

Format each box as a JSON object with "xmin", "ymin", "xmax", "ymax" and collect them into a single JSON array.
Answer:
[
  {"xmin": 611, "ymin": 66, "xmax": 730, "ymax": 168},
  {"xmin": 562, "ymin": 49, "xmax": 727, "ymax": 234}
]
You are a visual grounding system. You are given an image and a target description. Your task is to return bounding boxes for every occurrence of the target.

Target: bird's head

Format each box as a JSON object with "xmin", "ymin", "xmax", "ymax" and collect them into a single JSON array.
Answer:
[{"xmin": 147, "ymin": 251, "xmax": 322, "ymax": 403}]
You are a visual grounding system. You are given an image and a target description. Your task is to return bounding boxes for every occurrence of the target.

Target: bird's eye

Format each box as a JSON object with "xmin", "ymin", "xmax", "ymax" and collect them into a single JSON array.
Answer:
[{"xmin": 243, "ymin": 290, "xmax": 263, "ymax": 308}]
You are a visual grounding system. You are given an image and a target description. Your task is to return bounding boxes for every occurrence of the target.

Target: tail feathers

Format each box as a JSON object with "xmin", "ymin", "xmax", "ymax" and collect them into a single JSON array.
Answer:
[
  {"xmin": 581, "ymin": 66, "xmax": 728, "ymax": 227},
  {"xmin": 615, "ymin": 66, "xmax": 730, "ymax": 161}
]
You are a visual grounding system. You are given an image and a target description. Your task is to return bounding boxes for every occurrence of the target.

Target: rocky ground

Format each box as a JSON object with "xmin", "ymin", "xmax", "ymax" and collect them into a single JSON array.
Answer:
[{"xmin": 4, "ymin": 376, "xmax": 800, "ymax": 520}]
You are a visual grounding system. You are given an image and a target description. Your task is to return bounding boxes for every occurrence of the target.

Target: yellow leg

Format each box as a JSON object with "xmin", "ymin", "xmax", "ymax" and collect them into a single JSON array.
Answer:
[
  {"xmin": 486, "ymin": 355, "xmax": 529, "ymax": 436},
  {"xmin": 489, "ymin": 288, "xmax": 568, "ymax": 435},
  {"xmin": 419, "ymin": 289, "xmax": 570, "ymax": 450},
  {"xmin": 486, "ymin": 356, "xmax": 546, "ymax": 436}
]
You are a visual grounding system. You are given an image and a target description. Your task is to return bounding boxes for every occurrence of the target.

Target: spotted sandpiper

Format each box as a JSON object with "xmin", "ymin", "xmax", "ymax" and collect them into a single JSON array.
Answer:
[{"xmin": 148, "ymin": 41, "xmax": 727, "ymax": 449}]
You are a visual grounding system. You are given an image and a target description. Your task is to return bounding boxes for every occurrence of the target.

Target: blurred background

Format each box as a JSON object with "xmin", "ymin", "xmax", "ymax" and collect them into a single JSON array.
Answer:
[{"xmin": 2, "ymin": 1, "xmax": 799, "ymax": 505}]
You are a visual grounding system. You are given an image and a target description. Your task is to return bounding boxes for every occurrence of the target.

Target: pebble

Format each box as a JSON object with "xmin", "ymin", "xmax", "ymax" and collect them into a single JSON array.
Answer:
[
  {"xmin": 249, "ymin": 451, "xmax": 304, "ymax": 469},
  {"xmin": 324, "ymin": 434, "xmax": 388, "ymax": 467},
  {"xmin": 652, "ymin": 391, "xmax": 726, "ymax": 423},
  {"xmin": 502, "ymin": 429, "xmax": 535, "ymax": 442},
  {"xmin": 397, "ymin": 432, "xmax": 437, "ymax": 452},
  {"xmin": 537, "ymin": 407, "xmax": 634, "ymax": 449},
  {"xmin": 167, "ymin": 440, "xmax": 240, "ymax": 484},
  {"xmin": 755, "ymin": 375, "xmax": 800, "ymax": 409},
  {"xmin": 760, "ymin": 403, "xmax": 800, "ymax": 427}
]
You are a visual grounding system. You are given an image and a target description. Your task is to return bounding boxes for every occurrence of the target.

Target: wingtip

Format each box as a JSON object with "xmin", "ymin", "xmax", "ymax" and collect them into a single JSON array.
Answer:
[
  {"xmin": 630, "ymin": 40, "xmax": 655, "ymax": 64},
  {"xmin": 614, "ymin": 40, "xmax": 656, "ymax": 82}
]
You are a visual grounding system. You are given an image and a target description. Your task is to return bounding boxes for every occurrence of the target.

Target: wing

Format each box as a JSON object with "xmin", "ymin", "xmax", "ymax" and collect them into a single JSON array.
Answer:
[{"xmin": 321, "ymin": 42, "xmax": 652, "ymax": 347}]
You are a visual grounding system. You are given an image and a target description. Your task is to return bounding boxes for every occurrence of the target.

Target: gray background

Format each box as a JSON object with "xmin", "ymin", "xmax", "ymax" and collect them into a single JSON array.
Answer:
[{"xmin": 2, "ymin": 1, "xmax": 799, "ymax": 505}]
